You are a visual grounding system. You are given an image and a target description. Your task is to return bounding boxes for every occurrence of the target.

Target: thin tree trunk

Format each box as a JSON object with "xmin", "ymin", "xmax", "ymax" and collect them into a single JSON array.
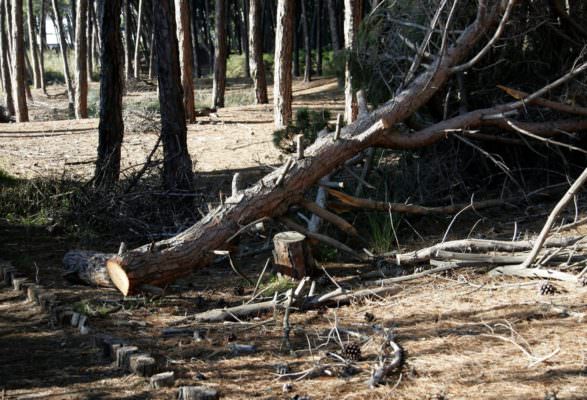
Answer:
[
  {"xmin": 39, "ymin": 0, "xmax": 46, "ymax": 90},
  {"xmin": 51, "ymin": 0, "xmax": 74, "ymax": 110},
  {"xmin": 153, "ymin": 0, "xmax": 194, "ymax": 191},
  {"xmin": 5, "ymin": 0, "xmax": 12, "ymax": 55},
  {"xmin": 70, "ymin": 0, "xmax": 76, "ymax": 41},
  {"xmin": 327, "ymin": 0, "xmax": 340, "ymax": 51},
  {"xmin": 75, "ymin": 0, "xmax": 88, "ymax": 118},
  {"xmin": 273, "ymin": 0, "xmax": 293, "ymax": 129},
  {"xmin": 241, "ymin": 0, "xmax": 250, "ymax": 78},
  {"xmin": 211, "ymin": 0, "xmax": 227, "ymax": 108},
  {"xmin": 87, "ymin": 0, "xmax": 93, "ymax": 81},
  {"xmin": 175, "ymin": 0, "xmax": 195, "ymax": 123},
  {"xmin": 248, "ymin": 0, "xmax": 267, "ymax": 104},
  {"xmin": 26, "ymin": 0, "xmax": 41, "ymax": 88},
  {"xmin": 189, "ymin": 0, "xmax": 201, "ymax": 78},
  {"xmin": 0, "ymin": 0, "xmax": 14, "ymax": 115},
  {"xmin": 316, "ymin": 0, "xmax": 322, "ymax": 76},
  {"xmin": 133, "ymin": 0, "xmax": 143, "ymax": 79},
  {"xmin": 123, "ymin": 0, "xmax": 133, "ymax": 79},
  {"xmin": 202, "ymin": 0, "xmax": 213, "ymax": 73},
  {"xmin": 12, "ymin": 0, "xmax": 28, "ymax": 121},
  {"xmin": 148, "ymin": 29, "xmax": 155, "ymax": 79},
  {"xmin": 293, "ymin": 9, "xmax": 299, "ymax": 77},
  {"xmin": 344, "ymin": 0, "xmax": 360, "ymax": 122},
  {"xmin": 95, "ymin": 0, "xmax": 124, "ymax": 188},
  {"xmin": 301, "ymin": 0, "xmax": 311, "ymax": 82}
]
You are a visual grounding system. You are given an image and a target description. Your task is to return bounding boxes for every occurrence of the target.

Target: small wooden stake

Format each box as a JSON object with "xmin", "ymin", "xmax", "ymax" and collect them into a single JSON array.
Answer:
[
  {"xmin": 116, "ymin": 346, "xmax": 139, "ymax": 371},
  {"xmin": 296, "ymin": 134, "xmax": 304, "ymax": 159},
  {"xmin": 334, "ymin": 114, "xmax": 343, "ymax": 140},
  {"xmin": 177, "ymin": 386, "xmax": 219, "ymax": 400},
  {"xmin": 231, "ymin": 172, "xmax": 242, "ymax": 197},
  {"xmin": 150, "ymin": 371, "xmax": 175, "ymax": 389}
]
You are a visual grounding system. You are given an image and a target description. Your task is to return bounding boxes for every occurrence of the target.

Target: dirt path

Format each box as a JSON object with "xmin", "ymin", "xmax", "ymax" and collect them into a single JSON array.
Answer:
[{"xmin": 0, "ymin": 78, "xmax": 342, "ymax": 180}]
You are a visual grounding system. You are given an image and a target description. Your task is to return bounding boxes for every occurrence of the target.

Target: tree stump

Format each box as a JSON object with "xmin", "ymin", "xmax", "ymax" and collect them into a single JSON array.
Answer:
[
  {"xmin": 273, "ymin": 231, "xmax": 315, "ymax": 279},
  {"xmin": 150, "ymin": 371, "xmax": 175, "ymax": 389},
  {"xmin": 129, "ymin": 353, "xmax": 156, "ymax": 377},
  {"xmin": 177, "ymin": 386, "xmax": 219, "ymax": 400}
]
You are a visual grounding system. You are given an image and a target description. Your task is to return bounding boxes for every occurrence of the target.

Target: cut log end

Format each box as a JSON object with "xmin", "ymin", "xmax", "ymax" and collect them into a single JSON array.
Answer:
[{"xmin": 106, "ymin": 258, "xmax": 130, "ymax": 296}]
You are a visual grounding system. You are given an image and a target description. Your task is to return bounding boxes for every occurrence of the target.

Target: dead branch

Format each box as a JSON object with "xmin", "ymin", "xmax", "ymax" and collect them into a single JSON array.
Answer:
[
  {"xmin": 327, "ymin": 188, "xmax": 508, "ymax": 215},
  {"xmin": 497, "ymin": 85, "xmax": 587, "ymax": 116}
]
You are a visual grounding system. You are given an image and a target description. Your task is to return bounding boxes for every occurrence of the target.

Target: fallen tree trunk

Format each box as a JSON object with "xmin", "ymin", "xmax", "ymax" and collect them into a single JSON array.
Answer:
[
  {"xmin": 63, "ymin": 250, "xmax": 114, "ymax": 287},
  {"xmin": 104, "ymin": 2, "xmax": 540, "ymax": 295}
]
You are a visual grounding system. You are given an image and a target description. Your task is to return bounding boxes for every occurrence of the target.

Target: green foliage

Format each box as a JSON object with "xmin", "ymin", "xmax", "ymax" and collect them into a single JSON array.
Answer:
[
  {"xmin": 366, "ymin": 212, "xmax": 401, "ymax": 254},
  {"xmin": 0, "ymin": 168, "xmax": 17, "ymax": 186},
  {"xmin": 273, "ymin": 108, "xmax": 331, "ymax": 152},
  {"xmin": 259, "ymin": 274, "xmax": 296, "ymax": 297}
]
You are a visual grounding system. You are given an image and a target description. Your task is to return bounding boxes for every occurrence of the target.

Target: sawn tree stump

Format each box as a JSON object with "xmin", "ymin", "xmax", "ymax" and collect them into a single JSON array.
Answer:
[{"xmin": 273, "ymin": 231, "xmax": 315, "ymax": 279}]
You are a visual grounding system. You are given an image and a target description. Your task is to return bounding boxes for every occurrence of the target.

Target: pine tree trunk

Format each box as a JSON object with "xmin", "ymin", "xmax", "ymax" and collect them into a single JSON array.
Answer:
[
  {"xmin": 86, "ymin": 0, "xmax": 93, "ymax": 81},
  {"xmin": 51, "ymin": 0, "xmax": 74, "ymax": 110},
  {"xmin": 211, "ymin": 0, "xmax": 227, "ymax": 108},
  {"xmin": 26, "ymin": 0, "xmax": 41, "ymax": 88},
  {"xmin": 202, "ymin": 0, "xmax": 214, "ymax": 73},
  {"xmin": 248, "ymin": 0, "xmax": 267, "ymax": 104},
  {"xmin": 189, "ymin": 0, "xmax": 201, "ymax": 78},
  {"xmin": 75, "ymin": 0, "xmax": 88, "ymax": 119},
  {"xmin": 70, "ymin": 0, "xmax": 76, "ymax": 41},
  {"xmin": 0, "ymin": 0, "xmax": 14, "ymax": 115},
  {"xmin": 343, "ymin": 0, "xmax": 361, "ymax": 123},
  {"xmin": 273, "ymin": 0, "xmax": 293, "ymax": 129},
  {"xmin": 133, "ymin": 0, "xmax": 143, "ymax": 79},
  {"xmin": 326, "ymin": 0, "xmax": 340, "ymax": 51},
  {"xmin": 153, "ymin": 0, "xmax": 194, "ymax": 191},
  {"xmin": 4, "ymin": 0, "xmax": 12, "ymax": 54},
  {"xmin": 12, "ymin": 0, "xmax": 28, "ymax": 122},
  {"xmin": 174, "ymin": 0, "xmax": 195, "ymax": 123},
  {"xmin": 316, "ymin": 0, "xmax": 322, "ymax": 76},
  {"xmin": 301, "ymin": 0, "xmax": 311, "ymax": 82},
  {"xmin": 240, "ymin": 0, "xmax": 250, "ymax": 78},
  {"xmin": 123, "ymin": 0, "xmax": 133, "ymax": 79},
  {"xmin": 148, "ymin": 29, "xmax": 155, "ymax": 79},
  {"xmin": 39, "ymin": 0, "xmax": 46, "ymax": 90},
  {"xmin": 95, "ymin": 0, "xmax": 124, "ymax": 188},
  {"xmin": 292, "ymin": 10, "xmax": 299, "ymax": 77}
]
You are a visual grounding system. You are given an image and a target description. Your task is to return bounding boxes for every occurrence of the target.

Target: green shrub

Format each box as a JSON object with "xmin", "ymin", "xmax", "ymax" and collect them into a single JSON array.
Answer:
[{"xmin": 273, "ymin": 108, "xmax": 331, "ymax": 152}]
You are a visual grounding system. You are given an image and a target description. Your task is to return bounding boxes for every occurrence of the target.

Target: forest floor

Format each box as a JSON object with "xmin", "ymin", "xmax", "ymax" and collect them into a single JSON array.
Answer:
[{"xmin": 0, "ymin": 78, "xmax": 586, "ymax": 400}]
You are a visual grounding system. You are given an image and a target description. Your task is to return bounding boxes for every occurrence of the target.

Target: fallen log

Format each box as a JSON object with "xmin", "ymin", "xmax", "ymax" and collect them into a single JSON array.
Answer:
[
  {"xmin": 63, "ymin": 250, "xmax": 114, "ymax": 287},
  {"xmin": 103, "ymin": 3, "xmax": 526, "ymax": 295}
]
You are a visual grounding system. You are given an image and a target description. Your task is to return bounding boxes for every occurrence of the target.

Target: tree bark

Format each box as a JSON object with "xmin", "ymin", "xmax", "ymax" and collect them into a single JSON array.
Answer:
[
  {"xmin": 51, "ymin": 0, "xmax": 74, "ymax": 110},
  {"xmin": 0, "ymin": 0, "xmax": 14, "ymax": 115},
  {"xmin": 123, "ymin": 0, "xmax": 133, "ymax": 80},
  {"xmin": 300, "ymin": 0, "xmax": 311, "ymax": 82},
  {"xmin": 211, "ymin": 0, "xmax": 227, "ymax": 108},
  {"xmin": 11, "ymin": 0, "xmax": 28, "ymax": 122},
  {"xmin": 174, "ymin": 0, "xmax": 196, "ymax": 123},
  {"xmin": 273, "ymin": 0, "xmax": 294, "ymax": 129},
  {"xmin": 153, "ymin": 0, "xmax": 194, "ymax": 191},
  {"xmin": 326, "ymin": 0, "xmax": 340, "ymax": 51},
  {"xmin": 133, "ymin": 0, "xmax": 142, "ymax": 79},
  {"xmin": 95, "ymin": 0, "xmax": 124, "ymax": 188},
  {"xmin": 104, "ymin": 1, "xmax": 510, "ymax": 295},
  {"xmin": 75, "ymin": 0, "xmax": 88, "ymax": 119},
  {"xmin": 343, "ymin": 0, "xmax": 361, "ymax": 122},
  {"xmin": 248, "ymin": 0, "xmax": 267, "ymax": 103},
  {"xmin": 26, "ymin": 0, "xmax": 41, "ymax": 88}
]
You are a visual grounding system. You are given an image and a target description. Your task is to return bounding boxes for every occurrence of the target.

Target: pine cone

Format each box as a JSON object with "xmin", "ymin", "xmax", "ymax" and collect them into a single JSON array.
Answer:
[
  {"xmin": 343, "ymin": 342, "xmax": 362, "ymax": 361},
  {"xmin": 539, "ymin": 281, "xmax": 557, "ymax": 296},
  {"xmin": 364, "ymin": 312, "xmax": 375, "ymax": 323}
]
